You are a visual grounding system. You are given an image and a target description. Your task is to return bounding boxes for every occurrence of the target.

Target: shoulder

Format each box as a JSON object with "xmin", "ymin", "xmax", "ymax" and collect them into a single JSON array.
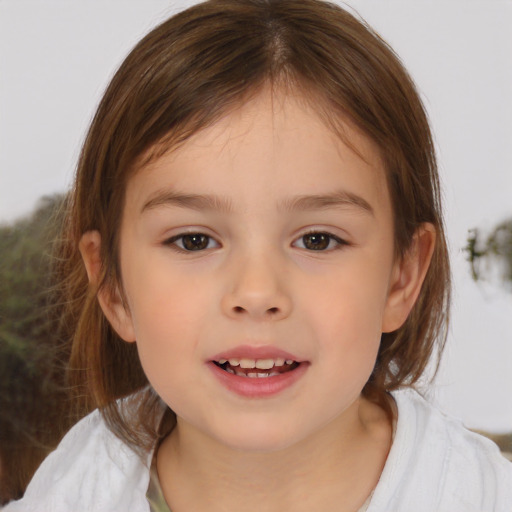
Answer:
[
  {"xmin": 3, "ymin": 408, "xmax": 152, "ymax": 512},
  {"xmin": 369, "ymin": 388, "xmax": 512, "ymax": 512}
]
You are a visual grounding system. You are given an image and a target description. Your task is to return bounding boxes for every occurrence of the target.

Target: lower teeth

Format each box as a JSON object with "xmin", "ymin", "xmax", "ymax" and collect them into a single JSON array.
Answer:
[
  {"xmin": 219, "ymin": 361, "xmax": 300, "ymax": 378},
  {"xmin": 225, "ymin": 367, "xmax": 280, "ymax": 378}
]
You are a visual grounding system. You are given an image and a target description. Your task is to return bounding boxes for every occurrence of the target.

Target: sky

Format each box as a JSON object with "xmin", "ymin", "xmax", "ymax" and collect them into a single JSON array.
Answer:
[{"xmin": 1, "ymin": 0, "xmax": 511, "ymax": 432}]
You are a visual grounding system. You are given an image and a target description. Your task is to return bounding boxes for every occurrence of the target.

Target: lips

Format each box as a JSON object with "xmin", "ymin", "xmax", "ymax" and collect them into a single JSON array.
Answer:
[{"xmin": 208, "ymin": 345, "xmax": 308, "ymax": 397}]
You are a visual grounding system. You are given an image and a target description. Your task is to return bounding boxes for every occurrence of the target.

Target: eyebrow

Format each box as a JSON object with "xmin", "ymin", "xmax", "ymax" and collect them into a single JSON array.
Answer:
[
  {"xmin": 141, "ymin": 189, "xmax": 373, "ymax": 216},
  {"xmin": 141, "ymin": 190, "xmax": 234, "ymax": 214},
  {"xmin": 279, "ymin": 190, "xmax": 374, "ymax": 216}
]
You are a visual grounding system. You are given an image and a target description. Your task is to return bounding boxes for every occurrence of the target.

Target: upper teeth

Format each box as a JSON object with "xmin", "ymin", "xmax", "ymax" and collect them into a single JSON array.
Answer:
[{"xmin": 218, "ymin": 358, "xmax": 293, "ymax": 369}]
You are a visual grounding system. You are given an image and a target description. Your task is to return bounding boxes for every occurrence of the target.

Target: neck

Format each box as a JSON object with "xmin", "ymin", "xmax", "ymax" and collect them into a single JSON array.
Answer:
[{"xmin": 156, "ymin": 397, "xmax": 393, "ymax": 512}]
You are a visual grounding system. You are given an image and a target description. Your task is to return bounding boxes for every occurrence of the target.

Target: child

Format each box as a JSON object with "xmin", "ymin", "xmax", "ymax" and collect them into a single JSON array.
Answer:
[{"xmin": 5, "ymin": 0, "xmax": 512, "ymax": 510}]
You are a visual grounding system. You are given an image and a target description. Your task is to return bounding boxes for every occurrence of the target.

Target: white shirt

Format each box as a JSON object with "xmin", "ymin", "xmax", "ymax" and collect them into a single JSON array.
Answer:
[{"xmin": 4, "ymin": 389, "xmax": 512, "ymax": 512}]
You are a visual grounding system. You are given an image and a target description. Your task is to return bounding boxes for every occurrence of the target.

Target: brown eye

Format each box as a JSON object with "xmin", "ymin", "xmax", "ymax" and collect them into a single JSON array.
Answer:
[
  {"xmin": 166, "ymin": 233, "xmax": 219, "ymax": 251},
  {"xmin": 294, "ymin": 232, "xmax": 346, "ymax": 251},
  {"xmin": 302, "ymin": 233, "xmax": 330, "ymax": 250},
  {"xmin": 182, "ymin": 234, "xmax": 209, "ymax": 250}
]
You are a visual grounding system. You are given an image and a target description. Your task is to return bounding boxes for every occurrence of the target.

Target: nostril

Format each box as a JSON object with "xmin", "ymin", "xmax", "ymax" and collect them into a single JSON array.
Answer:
[{"xmin": 231, "ymin": 305, "xmax": 280, "ymax": 315}]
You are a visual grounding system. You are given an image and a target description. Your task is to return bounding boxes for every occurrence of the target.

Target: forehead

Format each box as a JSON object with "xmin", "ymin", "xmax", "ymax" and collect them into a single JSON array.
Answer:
[{"xmin": 126, "ymin": 88, "xmax": 390, "ymax": 216}]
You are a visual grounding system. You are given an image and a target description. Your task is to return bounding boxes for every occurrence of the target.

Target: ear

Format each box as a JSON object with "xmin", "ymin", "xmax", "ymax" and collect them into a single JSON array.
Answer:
[
  {"xmin": 79, "ymin": 230, "xmax": 136, "ymax": 342},
  {"xmin": 382, "ymin": 223, "xmax": 436, "ymax": 333}
]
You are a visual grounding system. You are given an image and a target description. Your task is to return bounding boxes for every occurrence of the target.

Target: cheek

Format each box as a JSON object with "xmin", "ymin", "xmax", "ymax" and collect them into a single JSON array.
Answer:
[
  {"xmin": 126, "ymin": 284, "xmax": 209, "ymax": 404},
  {"xmin": 128, "ymin": 286, "xmax": 210, "ymax": 355},
  {"xmin": 123, "ymin": 250, "xmax": 213, "ymax": 329},
  {"xmin": 298, "ymin": 259, "xmax": 391, "ymax": 384},
  {"xmin": 302, "ymin": 263, "xmax": 390, "ymax": 337},
  {"xmin": 120, "ymin": 260, "xmax": 213, "ymax": 372}
]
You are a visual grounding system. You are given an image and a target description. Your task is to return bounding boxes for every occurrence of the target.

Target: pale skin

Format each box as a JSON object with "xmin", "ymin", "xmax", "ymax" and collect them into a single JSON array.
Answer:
[{"xmin": 80, "ymin": 88, "xmax": 435, "ymax": 512}]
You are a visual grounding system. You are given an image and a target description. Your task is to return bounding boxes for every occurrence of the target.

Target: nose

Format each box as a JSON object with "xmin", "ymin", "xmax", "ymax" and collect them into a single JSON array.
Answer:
[{"xmin": 221, "ymin": 253, "xmax": 292, "ymax": 321}]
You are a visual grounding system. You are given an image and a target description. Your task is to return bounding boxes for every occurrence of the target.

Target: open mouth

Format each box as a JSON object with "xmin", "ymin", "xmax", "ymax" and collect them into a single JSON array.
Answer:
[{"xmin": 213, "ymin": 357, "xmax": 300, "ymax": 378}]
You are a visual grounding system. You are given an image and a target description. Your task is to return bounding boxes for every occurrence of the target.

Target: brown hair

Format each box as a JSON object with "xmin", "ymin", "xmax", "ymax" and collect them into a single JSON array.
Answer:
[{"xmin": 57, "ymin": 0, "xmax": 450, "ymax": 452}]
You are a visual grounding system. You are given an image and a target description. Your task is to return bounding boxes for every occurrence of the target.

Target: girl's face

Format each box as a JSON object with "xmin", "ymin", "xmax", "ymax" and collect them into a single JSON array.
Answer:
[{"xmin": 110, "ymin": 89, "xmax": 414, "ymax": 452}]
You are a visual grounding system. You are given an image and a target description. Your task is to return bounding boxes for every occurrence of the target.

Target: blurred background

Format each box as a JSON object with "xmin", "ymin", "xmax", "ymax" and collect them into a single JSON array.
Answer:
[{"xmin": 1, "ymin": 0, "xmax": 511, "ymax": 502}]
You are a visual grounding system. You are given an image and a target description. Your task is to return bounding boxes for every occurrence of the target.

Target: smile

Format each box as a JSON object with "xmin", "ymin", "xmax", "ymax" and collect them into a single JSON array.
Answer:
[
  {"xmin": 208, "ymin": 348, "xmax": 308, "ymax": 397},
  {"xmin": 214, "ymin": 358, "xmax": 299, "ymax": 378}
]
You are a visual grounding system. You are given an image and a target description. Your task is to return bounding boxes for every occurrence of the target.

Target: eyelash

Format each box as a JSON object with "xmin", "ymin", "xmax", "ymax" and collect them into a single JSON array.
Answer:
[
  {"xmin": 163, "ymin": 233, "xmax": 220, "ymax": 252},
  {"xmin": 164, "ymin": 230, "xmax": 348, "ymax": 253},
  {"xmin": 293, "ymin": 231, "xmax": 348, "ymax": 251}
]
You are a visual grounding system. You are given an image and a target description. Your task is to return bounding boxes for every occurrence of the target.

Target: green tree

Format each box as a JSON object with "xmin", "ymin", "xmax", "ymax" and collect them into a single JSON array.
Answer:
[
  {"xmin": 466, "ymin": 219, "xmax": 512, "ymax": 460},
  {"xmin": 0, "ymin": 194, "xmax": 75, "ymax": 504},
  {"xmin": 466, "ymin": 218, "xmax": 512, "ymax": 291}
]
